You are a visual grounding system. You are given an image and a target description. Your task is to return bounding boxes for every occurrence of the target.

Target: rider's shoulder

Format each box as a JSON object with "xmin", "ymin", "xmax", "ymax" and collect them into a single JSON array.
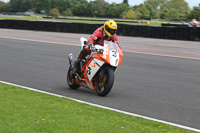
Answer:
[
  {"xmin": 96, "ymin": 26, "xmax": 104, "ymax": 32},
  {"xmin": 94, "ymin": 26, "xmax": 104, "ymax": 36}
]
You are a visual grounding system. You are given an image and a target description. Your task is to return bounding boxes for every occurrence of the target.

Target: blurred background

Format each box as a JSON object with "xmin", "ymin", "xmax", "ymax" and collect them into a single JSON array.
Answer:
[{"xmin": 0, "ymin": 0, "xmax": 199, "ymax": 23}]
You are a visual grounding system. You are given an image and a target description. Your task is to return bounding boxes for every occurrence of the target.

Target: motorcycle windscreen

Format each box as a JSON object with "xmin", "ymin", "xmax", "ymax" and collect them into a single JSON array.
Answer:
[
  {"xmin": 87, "ymin": 58, "xmax": 104, "ymax": 82},
  {"xmin": 104, "ymin": 41, "xmax": 120, "ymax": 67}
]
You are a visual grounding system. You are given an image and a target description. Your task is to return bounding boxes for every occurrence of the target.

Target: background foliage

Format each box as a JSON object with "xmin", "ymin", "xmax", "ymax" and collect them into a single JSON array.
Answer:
[{"xmin": 0, "ymin": 0, "xmax": 200, "ymax": 21}]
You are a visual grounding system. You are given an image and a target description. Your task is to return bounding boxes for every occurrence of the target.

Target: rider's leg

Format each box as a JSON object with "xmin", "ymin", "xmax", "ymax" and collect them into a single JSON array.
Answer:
[{"xmin": 73, "ymin": 47, "xmax": 91, "ymax": 74}]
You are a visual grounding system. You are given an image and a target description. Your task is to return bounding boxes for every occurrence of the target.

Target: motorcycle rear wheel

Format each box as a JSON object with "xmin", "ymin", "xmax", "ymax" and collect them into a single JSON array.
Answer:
[
  {"xmin": 67, "ymin": 67, "xmax": 80, "ymax": 89},
  {"xmin": 96, "ymin": 69, "xmax": 114, "ymax": 96}
]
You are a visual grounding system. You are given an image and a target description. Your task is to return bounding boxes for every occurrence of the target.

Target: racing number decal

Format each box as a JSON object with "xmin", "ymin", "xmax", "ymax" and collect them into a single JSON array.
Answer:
[
  {"xmin": 115, "ymin": 59, "xmax": 118, "ymax": 65},
  {"xmin": 112, "ymin": 50, "xmax": 117, "ymax": 57},
  {"xmin": 87, "ymin": 67, "xmax": 91, "ymax": 75},
  {"xmin": 87, "ymin": 62, "xmax": 96, "ymax": 75}
]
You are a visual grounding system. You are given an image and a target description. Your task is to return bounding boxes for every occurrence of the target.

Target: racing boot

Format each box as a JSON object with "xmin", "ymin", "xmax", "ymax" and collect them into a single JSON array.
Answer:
[
  {"xmin": 73, "ymin": 48, "xmax": 89, "ymax": 75},
  {"xmin": 73, "ymin": 57, "xmax": 82, "ymax": 75}
]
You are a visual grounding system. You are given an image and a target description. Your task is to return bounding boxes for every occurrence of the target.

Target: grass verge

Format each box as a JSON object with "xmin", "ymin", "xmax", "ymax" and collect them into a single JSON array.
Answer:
[{"xmin": 0, "ymin": 82, "xmax": 196, "ymax": 133}]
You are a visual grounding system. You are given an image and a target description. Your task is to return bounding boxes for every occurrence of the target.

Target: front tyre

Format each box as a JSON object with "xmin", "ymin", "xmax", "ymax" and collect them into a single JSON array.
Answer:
[
  {"xmin": 96, "ymin": 69, "xmax": 114, "ymax": 96},
  {"xmin": 67, "ymin": 67, "xmax": 80, "ymax": 89}
]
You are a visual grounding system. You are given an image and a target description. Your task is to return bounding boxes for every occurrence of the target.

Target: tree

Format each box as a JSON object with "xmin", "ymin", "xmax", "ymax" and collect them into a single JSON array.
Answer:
[
  {"xmin": 49, "ymin": 8, "xmax": 60, "ymax": 18},
  {"xmin": 134, "ymin": 10, "xmax": 142, "ymax": 20},
  {"xmin": 51, "ymin": 0, "xmax": 68, "ymax": 13},
  {"xmin": 126, "ymin": 9, "xmax": 134, "ymax": 19},
  {"xmin": 160, "ymin": 7, "xmax": 168, "ymax": 19},
  {"xmin": 62, "ymin": 9, "xmax": 73, "ymax": 16},
  {"xmin": 143, "ymin": 0, "xmax": 166, "ymax": 19},
  {"xmin": 135, "ymin": 4, "xmax": 150, "ymax": 19},
  {"xmin": 0, "ymin": 1, "xmax": 11, "ymax": 12},
  {"xmin": 121, "ymin": 10, "xmax": 127, "ymax": 19},
  {"xmin": 10, "ymin": 0, "xmax": 24, "ymax": 12},
  {"xmin": 106, "ymin": 3, "xmax": 128, "ymax": 18},
  {"xmin": 72, "ymin": 3, "xmax": 87, "ymax": 16},
  {"xmin": 35, "ymin": 0, "xmax": 51, "ymax": 14},
  {"xmin": 106, "ymin": 3, "xmax": 119, "ymax": 18},
  {"xmin": 95, "ymin": 0, "xmax": 106, "ymax": 16},
  {"xmin": 65, "ymin": 0, "xmax": 74, "ymax": 9},
  {"xmin": 21, "ymin": 0, "xmax": 32, "ymax": 11},
  {"xmin": 145, "ymin": 4, "xmax": 156, "ymax": 19},
  {"xmin": 116, "ymin": 3, "xmax": 128, "ymax": 18},
  {"xmin": 187, "ymin": 6, "xmax": 200, "ymax": 20},
  {"xmin": 161, "ymin": 0, "xmax": 190, "ymax": 19},
  {"xmin": 88, "ymin": 0, "xmax": 106, "ymax": 17},
  {"xmin": 123, "ymin": 0, "xmax": 129, "ymax": 6},
  {"xmin": 165, "ymin": 8, "xmax": 180, "ymax": 21},
  {"xmin": 144, "ymin": 0, "xmax": 166, "ymax": 10}
]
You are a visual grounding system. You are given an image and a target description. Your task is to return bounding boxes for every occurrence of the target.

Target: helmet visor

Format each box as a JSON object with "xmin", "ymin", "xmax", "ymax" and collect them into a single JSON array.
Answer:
[{"xmin": 105, "ymin": 25, "xmax": 117, "ymax": 36}]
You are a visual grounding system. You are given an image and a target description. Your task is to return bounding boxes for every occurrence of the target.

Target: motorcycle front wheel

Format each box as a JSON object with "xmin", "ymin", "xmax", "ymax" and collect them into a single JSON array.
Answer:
[
  {"xmin": 96, "ymin": 68, "xmax": 114, "ymax": 96},
  {"xmin": 67, "ymin": 67, "xmax": 80, "ymax": 89}
]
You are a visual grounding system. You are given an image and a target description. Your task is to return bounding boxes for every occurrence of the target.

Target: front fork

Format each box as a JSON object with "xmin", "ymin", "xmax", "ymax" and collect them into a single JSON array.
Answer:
[
  {"xmin": 68, "ymin": 53, "xmax": 75, "ymax": 68},
  {"xmin": 68, "ymin": 53, "xmax": 84, "ymax": 80}
]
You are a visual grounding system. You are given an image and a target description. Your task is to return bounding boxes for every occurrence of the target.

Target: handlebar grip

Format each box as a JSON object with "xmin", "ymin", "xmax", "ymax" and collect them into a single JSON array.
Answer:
[
  {"xmin": 88, "ymin": 44, "xmax": 94, "ymax": 50},
  {"xmin": 88, "ymin": 44, "xmax": 96, "ymax": 52}
]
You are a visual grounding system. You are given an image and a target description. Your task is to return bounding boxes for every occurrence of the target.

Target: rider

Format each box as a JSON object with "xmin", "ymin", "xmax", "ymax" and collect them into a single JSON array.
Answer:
[{"xmin": 73, "ymin": 20, "xmax": 121, "ymax": 74}]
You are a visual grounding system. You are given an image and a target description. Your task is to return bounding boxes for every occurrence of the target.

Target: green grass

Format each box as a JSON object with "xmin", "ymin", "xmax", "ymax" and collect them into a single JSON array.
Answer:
[
  {"xmin": 0, "ymin": 15, "xmax": 165, "ymax": 26},
  {"xmin": 0, "ymin": 16, "xmax": 37, "ymax": 21},
  {"xmin": 0, "ymin": 82, "xmax": 196, "ymax": 133}
]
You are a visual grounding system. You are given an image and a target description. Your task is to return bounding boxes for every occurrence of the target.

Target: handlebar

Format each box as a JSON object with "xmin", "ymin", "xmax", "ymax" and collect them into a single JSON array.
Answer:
[{"xmin": 87, "ymin": 44, "xmax": 103, "ymax": 54}]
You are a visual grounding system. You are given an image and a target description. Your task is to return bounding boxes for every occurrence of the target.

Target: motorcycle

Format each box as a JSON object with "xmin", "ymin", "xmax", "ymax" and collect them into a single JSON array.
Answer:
[{"xmin": 67, "ymin": 37, "xmax": 123, "ymax": 96}]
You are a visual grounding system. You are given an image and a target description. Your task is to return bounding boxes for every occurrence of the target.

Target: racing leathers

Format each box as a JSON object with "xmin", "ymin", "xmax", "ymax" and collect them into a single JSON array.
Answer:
[
  {"xmin": 80, "ymin": 26, "xmax": 120, "ymax": 59},
  {"xmin": 73, "ymin": 26, "xmax": 121, "ymax": 74}
]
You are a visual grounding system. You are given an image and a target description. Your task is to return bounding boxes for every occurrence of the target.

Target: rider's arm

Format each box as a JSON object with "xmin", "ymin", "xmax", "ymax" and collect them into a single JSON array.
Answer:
[{"xmin": 87, "ymin": 28, "xmax": 100, "ymax": 45}]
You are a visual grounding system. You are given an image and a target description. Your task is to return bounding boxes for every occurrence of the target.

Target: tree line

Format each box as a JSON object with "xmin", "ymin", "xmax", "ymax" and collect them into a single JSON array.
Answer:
[{"xmin": 0, "ymin": 0, "xmax": 200, "ymax": 21}]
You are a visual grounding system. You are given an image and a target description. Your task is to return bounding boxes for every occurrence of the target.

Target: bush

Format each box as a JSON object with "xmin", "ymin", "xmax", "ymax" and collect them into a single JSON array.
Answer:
[
  {"xmin": 49, "ymin": 8, "xmax": 60, "ymax": 18},
  {"xmin": 62, "ymin": 9, "xmax": 73, "ymax": 16}
]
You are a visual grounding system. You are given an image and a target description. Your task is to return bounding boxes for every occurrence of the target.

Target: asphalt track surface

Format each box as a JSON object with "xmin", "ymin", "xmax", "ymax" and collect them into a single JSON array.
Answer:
[{"xmin": 0, "ymin": 29, "xmax": 200, "ymax": 130}]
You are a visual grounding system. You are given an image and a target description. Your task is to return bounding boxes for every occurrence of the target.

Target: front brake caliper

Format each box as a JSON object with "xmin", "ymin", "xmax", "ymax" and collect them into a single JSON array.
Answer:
[{"xmin": 99, "ymin": 75, "xmax": 107, "ymax": 86}]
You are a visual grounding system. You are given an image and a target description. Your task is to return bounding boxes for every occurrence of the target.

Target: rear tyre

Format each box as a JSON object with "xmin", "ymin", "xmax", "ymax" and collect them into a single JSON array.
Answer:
[
  {"xmin": 67, "ymin": 67, "xmax": 80, "ymax": 89},
  {"xmin": 96, "ymin": 68, "xmax": 114, "ymax": 96}
]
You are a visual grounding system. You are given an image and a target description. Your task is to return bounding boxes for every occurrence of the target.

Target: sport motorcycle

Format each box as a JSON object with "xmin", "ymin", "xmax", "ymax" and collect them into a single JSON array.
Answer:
[{"xmin": 67, "ymin": 37, "xmax": 123, "ymax": 96}]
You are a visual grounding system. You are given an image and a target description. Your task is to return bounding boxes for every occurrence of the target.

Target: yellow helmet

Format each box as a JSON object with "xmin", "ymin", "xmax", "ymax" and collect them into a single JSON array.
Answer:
[{"xmin": 104, "ymin": 20, "xmax": 117, "ymax": 37}]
